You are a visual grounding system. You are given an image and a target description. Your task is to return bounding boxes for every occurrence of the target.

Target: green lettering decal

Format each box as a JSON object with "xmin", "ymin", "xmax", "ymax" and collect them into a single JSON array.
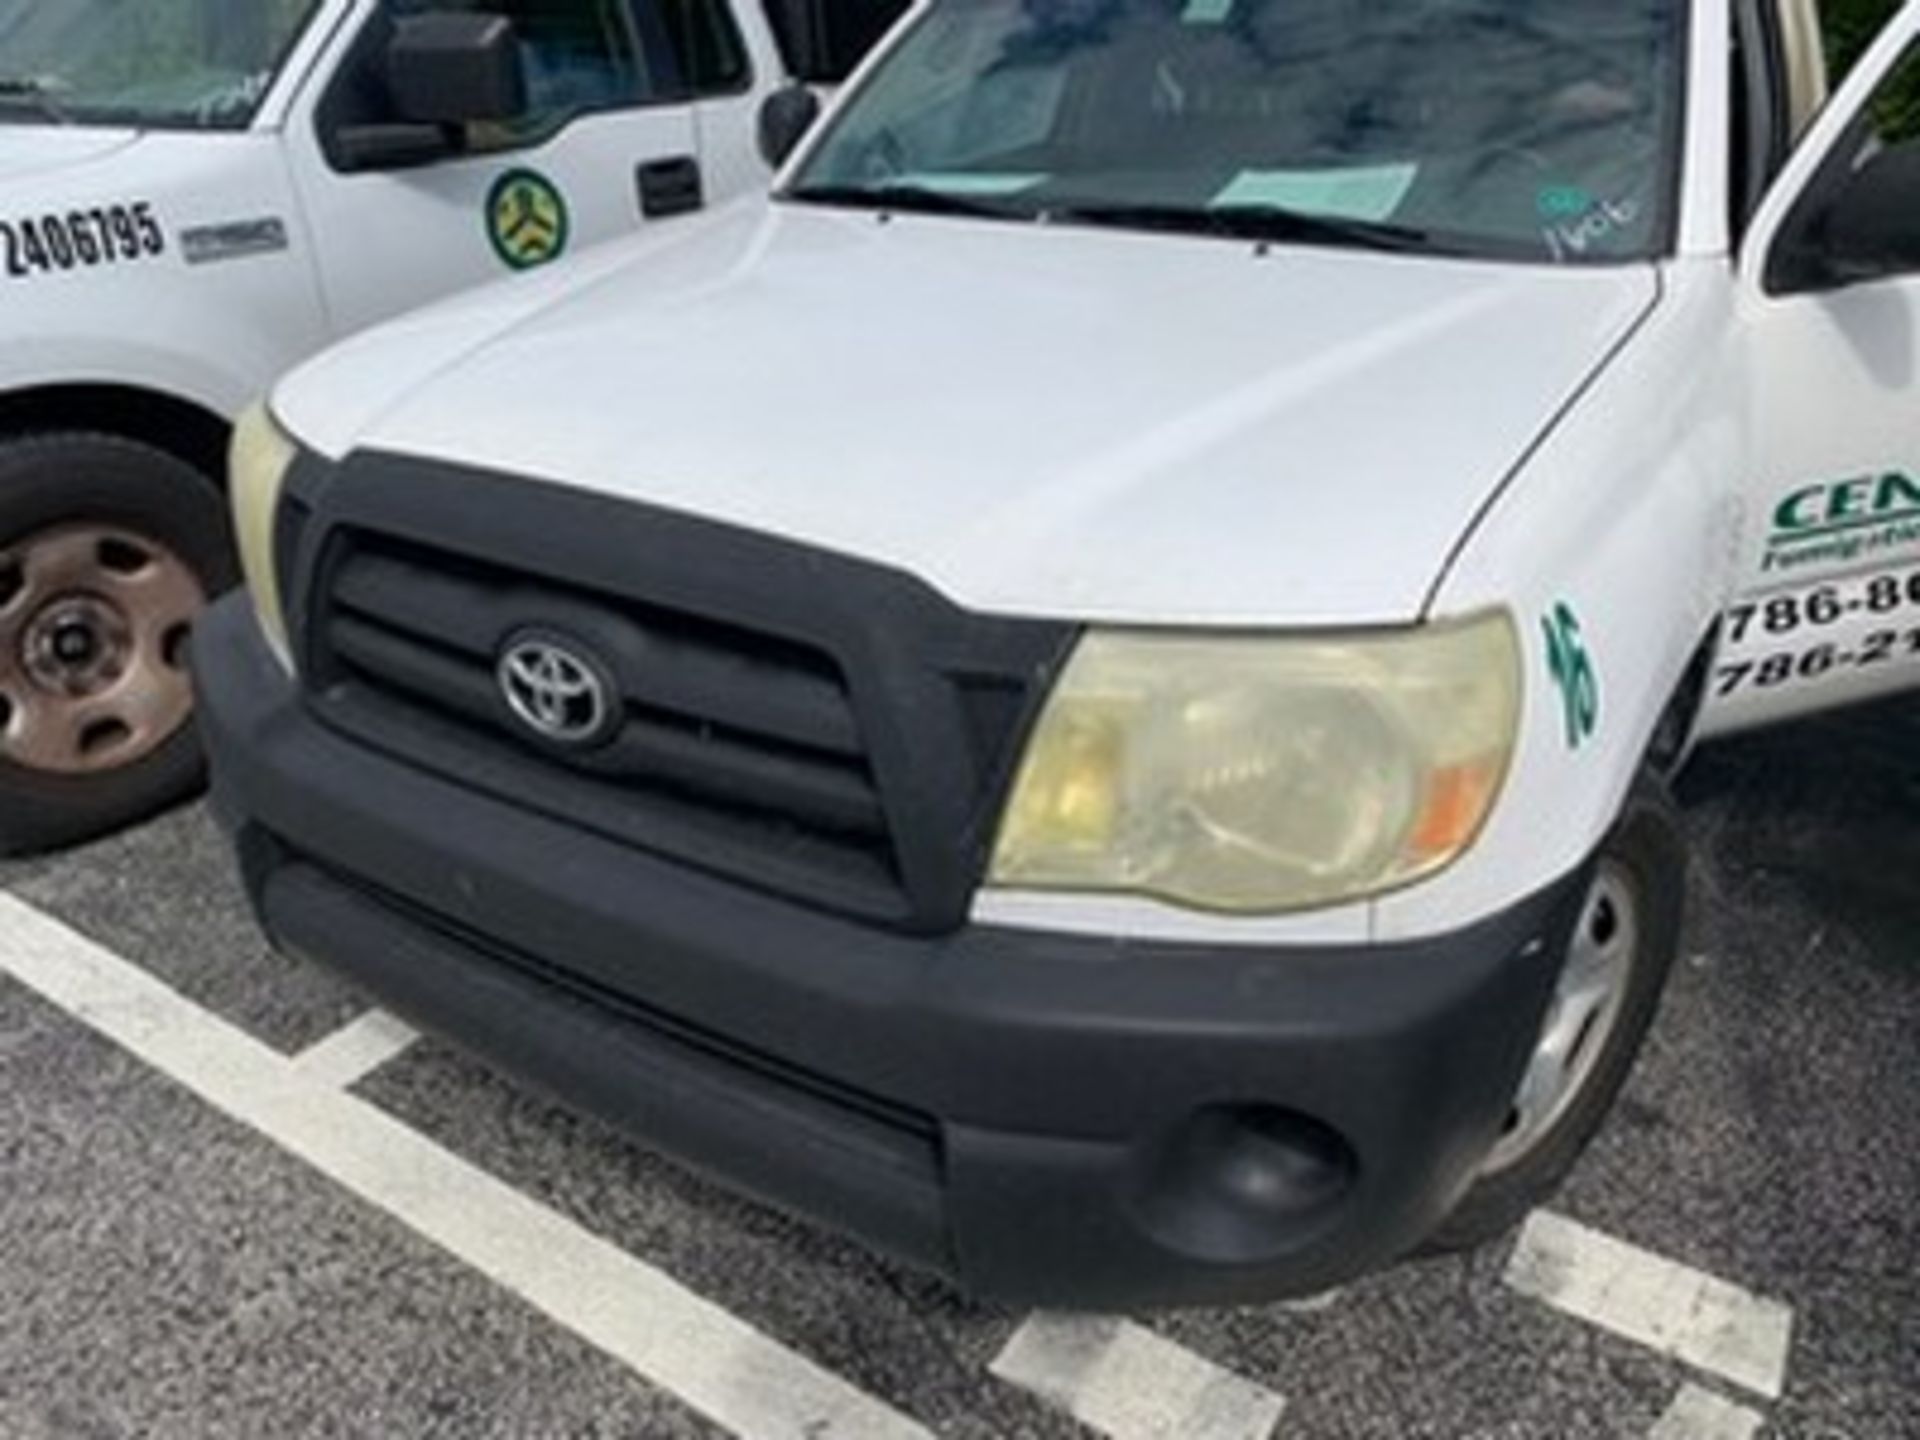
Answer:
[
  {"xmin": 1878, "ymin": 471, "xmax": 1920, "ymax": 512},
  {"xmin": 1827, "ymin": 478, "xmax": 1874, "ymax": 522},
  {"xmin": 1542, "ymin": 602, "xmax": 1599, "ymax": 750},
  {"xmin": 1766, "ymin": 471, "xmax": 1920, "ymax": 569},
  {"xmin": 1772, "ymin": 485, "xmax": 1827, "ymax": 533},
  {"xmin": 1536, "ymin": 185, "xmax": 1594, "ymax": 220}
]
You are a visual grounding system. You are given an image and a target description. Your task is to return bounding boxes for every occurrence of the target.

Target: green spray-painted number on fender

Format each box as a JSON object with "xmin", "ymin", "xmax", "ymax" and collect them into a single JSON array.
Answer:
[{"xmin": 1542, "ymin": 602, "xmax": 1599, "ymax": 749}]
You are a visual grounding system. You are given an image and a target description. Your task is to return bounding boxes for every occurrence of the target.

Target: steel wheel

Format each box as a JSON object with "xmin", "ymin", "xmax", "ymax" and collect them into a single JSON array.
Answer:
[
  {"xmin": 0, "ymin": 523, "xmax": 205, "ymax": 776},
  {"xmin": 1481, "ymin": 861, "xmax": 1639, "ymax": 1176},
  {"xmin": 1425, "ymin": 779, "xmax": 1683, "ymax": 1253}
]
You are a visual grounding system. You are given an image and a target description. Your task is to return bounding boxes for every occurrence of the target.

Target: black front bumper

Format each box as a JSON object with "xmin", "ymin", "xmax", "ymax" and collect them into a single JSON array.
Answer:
[{"xmin": 198, "ymin": 595, "xmax": 1589, "ymax": 1309}]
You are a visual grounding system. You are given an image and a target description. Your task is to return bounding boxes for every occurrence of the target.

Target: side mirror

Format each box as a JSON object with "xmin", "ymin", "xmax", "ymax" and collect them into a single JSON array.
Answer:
[
  {"xmin": 758, "ymin": 84, "xmax": 822, "ymax": 169},
  {"xmin": 1771, "ymin": 142, "xmax": 1920, "ymax": 293},
  {"xmin": 330, "ymin": 13, "xmax": 529, "ymax": 173},
  {"xmin": 388, "ymin": 11, "xmax": 528, "ymax": 127},
  {"xmin": 333, "ymin": 123, "xmax": 464, "ymax": 173}
]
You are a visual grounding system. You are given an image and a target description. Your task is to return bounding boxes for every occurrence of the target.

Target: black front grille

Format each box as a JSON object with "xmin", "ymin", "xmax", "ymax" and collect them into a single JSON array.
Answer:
[
  {"xmin": 288, "ymin": 453, "xmax": 1074, "ymax": 933},
  {"xmin": 317, "ymin": 533, "xmax": 907, "ymax": 918}
]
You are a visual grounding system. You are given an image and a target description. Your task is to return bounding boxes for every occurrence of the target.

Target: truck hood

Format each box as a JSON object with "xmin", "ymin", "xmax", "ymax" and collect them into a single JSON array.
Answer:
[
  {"xmin": 0, "ymin": 125, "xmax": 140, "ymax": 183},
  {"xmin": 278, "ymin": 201, "xmax": 1657, "ymax": 626}
]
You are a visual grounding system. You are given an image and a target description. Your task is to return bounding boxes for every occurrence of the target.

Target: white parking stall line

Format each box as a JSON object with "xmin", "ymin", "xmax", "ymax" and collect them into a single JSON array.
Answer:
[
  {"xmin": 1273, "ymin": 1288, "xmax": 1343, "ymax": 1315},
  {"xmin": 0, "ymin": 894, "xmax": 932, "ymax": 1440},
  {"xmin": 1648, "ymin": 1383, "xmax": 1767, "ymax": 1440},
  {"xmin": 290, "ymin": 1008, "xmax": 419, "ymax": 1089},
  {"xmin": 991, "ymin": 1313, "xmax": 1286, "ymax": 1440},
  {"xmin": 1504, "ymin": 1211, "xmax": 1794, "ymax": 1401}
]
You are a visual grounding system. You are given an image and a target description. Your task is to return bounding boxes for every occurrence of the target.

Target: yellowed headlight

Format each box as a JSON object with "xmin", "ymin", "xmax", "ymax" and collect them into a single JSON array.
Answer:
[
  {"xmin": 228, "ymin": 400, "xmax": 298, "ymax": 670},
  {"xmin": 989, "ymin": 612, "xmax": 1520, "ymax": 914}
]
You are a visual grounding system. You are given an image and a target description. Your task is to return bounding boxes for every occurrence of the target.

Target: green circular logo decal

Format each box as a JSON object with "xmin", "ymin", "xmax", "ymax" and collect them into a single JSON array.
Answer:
[
  {"xmin": 487, "ymin": 169, "xmax": 570, "ymax": 270},
  {"xmin": 1536, "ymin": 185, "xmax": 1594, "ymax": 221}
]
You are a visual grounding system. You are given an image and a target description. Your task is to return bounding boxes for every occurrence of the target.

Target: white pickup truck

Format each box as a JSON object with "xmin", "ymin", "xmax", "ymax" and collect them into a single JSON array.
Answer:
[
  {"xmin": 0, "ymin": 0, "xmax": 898, "ymax": 851},
  {"xmin": 200, "ymin": 0, "xmax": 1920, "ymax": 1307}
]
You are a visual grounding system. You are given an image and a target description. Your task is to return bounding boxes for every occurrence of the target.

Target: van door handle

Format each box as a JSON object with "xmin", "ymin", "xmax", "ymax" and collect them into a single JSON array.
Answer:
[{"xmin": 637, "ymin": 157, "xmax": 705, "ymax": 219}]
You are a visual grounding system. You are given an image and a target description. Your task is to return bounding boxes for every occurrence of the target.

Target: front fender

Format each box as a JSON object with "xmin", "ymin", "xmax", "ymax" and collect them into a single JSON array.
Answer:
[
  {"xmin": 0, "ymin": 131, "xmax": 330, "ymax": 424},
  {"xmin": 0, "ymin": 331, "xmax": 259, "ymax": 425},
  {"xmin": 1373, "ymin": 262, "xmax": 1741, "ymax": 942}
]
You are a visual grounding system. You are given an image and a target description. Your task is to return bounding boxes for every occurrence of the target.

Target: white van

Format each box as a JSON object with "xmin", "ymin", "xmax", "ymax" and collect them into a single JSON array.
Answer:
[
  {"xmin": 199, "ymin": 0, "xmax": 1920, "ymax": 1305},
  {"xmin": 0, "ymin": 0, "xmax": 897, "ymax": 851}
]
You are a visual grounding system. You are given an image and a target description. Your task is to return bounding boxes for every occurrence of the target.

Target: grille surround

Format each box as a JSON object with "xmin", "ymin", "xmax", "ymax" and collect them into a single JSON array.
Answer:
[{"xmin": 283, "ymin": 451, "xmax": 1074, "ymax": 934}]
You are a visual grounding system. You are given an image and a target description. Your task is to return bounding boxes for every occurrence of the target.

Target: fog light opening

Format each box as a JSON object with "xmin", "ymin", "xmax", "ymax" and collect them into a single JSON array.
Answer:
[{"xmin": 1129, "ymin": 1103, "xmax": 1358, "ymax": 1266}]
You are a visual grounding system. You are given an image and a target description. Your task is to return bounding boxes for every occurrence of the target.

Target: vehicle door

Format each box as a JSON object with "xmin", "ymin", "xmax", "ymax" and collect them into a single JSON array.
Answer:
[
  {"xmin": 286, "ymin": 0, "xmax": 711, "ymax": 337},
  {"xmin": 1708, "ymin": 2, "xmax": 1920, "ymax": 733}
]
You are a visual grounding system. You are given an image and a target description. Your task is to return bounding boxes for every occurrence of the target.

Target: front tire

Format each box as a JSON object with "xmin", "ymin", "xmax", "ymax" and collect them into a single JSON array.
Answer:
[
  {"xmin": 0, "ymin": 432, "xmax": 233, "ymax": 855},
  {"xmin": 1426, "ymin": 775, "xmax": 1686, "ymax": 1251}
]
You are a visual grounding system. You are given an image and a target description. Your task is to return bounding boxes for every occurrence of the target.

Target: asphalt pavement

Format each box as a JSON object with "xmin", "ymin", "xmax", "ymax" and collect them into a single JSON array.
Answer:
[{"xmin": 1, "ymin": 698, "xmax": 1914, "ymax": 1439}]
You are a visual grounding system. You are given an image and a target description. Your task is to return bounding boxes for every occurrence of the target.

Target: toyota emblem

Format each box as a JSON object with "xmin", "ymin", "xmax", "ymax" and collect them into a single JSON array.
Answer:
[{"xmin": 496, "ymin": 632, "xmax": 616, "ymax": 747}]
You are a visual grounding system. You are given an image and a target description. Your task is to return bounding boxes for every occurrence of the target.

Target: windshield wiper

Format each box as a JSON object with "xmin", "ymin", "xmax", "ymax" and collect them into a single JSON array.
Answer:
[
  {"xmin": 0, "ymin": 77, "xmax": 71, "ymax": 125},
  {"xmin": 781, "ymin": 182, "xmax": 1031, "ymax": 222},
  {"xmin": 1041, "ymin": 201, "xmax": 1453, "ymax": 256}
]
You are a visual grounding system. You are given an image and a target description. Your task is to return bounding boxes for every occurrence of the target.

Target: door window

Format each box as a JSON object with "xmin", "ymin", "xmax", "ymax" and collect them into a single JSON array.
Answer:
[
  {"xmin": 1768, "ymin": 36, "xmax": 1920, "ymax": 289},
  {"xmin": 383, "ymin": 0, "xmax": 747, "ymax": 152},
  {"xmin": 645, "ymin": 0, "xmax": 752, "ymax": 98},
  {"xmin": 394, "ymin": 0, "xmax": 650, "ymax": 153},
  {"xmin": 1858, "ymin": 39, "xmax": 1920, "ymax": 145}
]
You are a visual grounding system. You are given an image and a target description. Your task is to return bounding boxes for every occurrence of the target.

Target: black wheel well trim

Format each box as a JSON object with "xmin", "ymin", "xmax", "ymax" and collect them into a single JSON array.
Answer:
[
  {"xmin": 0, "ymin": 384, "xmax": 231, "ymax": 483},
  {"xmin": 1644, "ymin": 621, "xmax": 1719, "ymax": 778}
]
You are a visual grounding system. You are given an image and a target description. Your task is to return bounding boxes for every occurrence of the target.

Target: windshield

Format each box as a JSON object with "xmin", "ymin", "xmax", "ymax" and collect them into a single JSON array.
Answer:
[
  {"xmin": 788, "ymin": 0, "xmax": 1686, "ymax": 263},
  {"xmin": 0, "ymin": 0, "xmax": 322, "ymax": 130}
]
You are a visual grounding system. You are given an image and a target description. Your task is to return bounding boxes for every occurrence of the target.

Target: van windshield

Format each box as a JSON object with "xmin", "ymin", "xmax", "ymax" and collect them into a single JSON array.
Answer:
[
  {"xmin": 0, "ymin": 0, "xmax": 321, "ymax": 130},
  {"xmin": 787, "ymin": 0, "xmax": 1686, "ymax": 263}
]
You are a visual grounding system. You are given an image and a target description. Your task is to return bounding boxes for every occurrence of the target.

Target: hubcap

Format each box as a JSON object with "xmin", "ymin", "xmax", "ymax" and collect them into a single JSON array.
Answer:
[
  {"xmin": 0, "ymin": 524, "xmax": 204, "ymax": 776},
  {"xmin": 1481, "ymin": 861, "xmax": 1639, "ymax": 1176}
]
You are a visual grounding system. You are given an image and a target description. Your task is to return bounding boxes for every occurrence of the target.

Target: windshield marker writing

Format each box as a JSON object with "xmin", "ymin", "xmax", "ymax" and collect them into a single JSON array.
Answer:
[{"xmin": 1543, "ymin": 198, "xmax": 1641, "ymax": 263}]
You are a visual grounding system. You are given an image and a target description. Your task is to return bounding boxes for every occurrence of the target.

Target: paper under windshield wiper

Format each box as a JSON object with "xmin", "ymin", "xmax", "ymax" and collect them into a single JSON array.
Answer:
[
  {"xmin": 1043, "ymin": 201, "xmax": 1448, "ymax": 255},
  {"xmin": 0, "ymin": 77, "xmax": 71, "ymax": 124},
  {"xmin": 781, "ymin": 183, "xmax": 1029, "ymax": 221}
]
